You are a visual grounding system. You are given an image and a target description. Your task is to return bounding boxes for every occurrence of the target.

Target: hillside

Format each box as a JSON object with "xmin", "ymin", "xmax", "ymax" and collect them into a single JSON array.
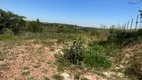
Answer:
[{"xmin": 0, "ymin": 9, "xmax": 142, "ymax": 80}]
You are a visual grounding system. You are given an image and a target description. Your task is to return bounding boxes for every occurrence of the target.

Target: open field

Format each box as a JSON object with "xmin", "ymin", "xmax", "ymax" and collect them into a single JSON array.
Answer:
[{"xmin": 1, "ymin": 8, "xmax": 142, "ymax": 80}]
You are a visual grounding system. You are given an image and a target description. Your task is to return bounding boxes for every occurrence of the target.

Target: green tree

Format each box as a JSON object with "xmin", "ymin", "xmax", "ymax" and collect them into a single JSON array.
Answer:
[
  {"xmin": 0, "ymin": 9, "xmax": 26, "ymax": 34},
  {"xmin": 28, "ymin": 19, "xmax": 44, "ymax": 33}
]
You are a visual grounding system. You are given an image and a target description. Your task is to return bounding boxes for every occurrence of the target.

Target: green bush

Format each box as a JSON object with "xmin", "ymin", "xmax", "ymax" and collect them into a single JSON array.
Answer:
[
  {"xmin": 0, "ymin": 34, "xmax": 16, "ymax": 40},
  {"xmin": 0, "ymin": 28, "xmax": 17, "ymax": 40},
  {"xmin": 108, "ymin": 30, "xmax": 139, "ymax": 46},
  {"xmin": 1, "ymin": 28, "xmax": 14, "ymax": 35},
  {"xmin": 83, "ymin": 45, "xmax": 111, "ymax": 69}
]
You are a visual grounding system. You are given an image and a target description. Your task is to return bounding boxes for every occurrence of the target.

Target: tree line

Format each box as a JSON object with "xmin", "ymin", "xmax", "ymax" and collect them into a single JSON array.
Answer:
[{"xmin": 0, "ymin": 9, "xmax": 93, "ymax": 35}]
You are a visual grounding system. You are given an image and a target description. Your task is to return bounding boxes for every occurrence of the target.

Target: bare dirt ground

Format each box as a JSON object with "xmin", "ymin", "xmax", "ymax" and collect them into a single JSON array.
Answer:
[
  {"xmin": 0, "ymin": 40, "xmax": 60, "ymax": 80},
  {"xmin": 1, "ymin": 39, "xmax": 141, "ymax": 80},
  {"xmin": 0, "ymin": 40, "xmax": 97, "ymax": 80}
]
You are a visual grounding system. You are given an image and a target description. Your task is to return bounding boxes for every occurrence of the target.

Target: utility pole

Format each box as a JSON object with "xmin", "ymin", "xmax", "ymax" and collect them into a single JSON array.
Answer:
[
  {"xmin": 135, "ymin": 15, "xmax": 139, "ymax": 30},
  {"xmin": 124, "ymin": 22, "xmax": 126, "ymax": 30},
  {"xmin": 130, "ymin": 18, "xmax": 133, "ymax": 29},
  {"xmin": 139, "ymin": 10, "xmax": 142, "ymax": 29},
  {"xmin": 127, "ymin": 21, "xmax": 129, "ymax": 29}
]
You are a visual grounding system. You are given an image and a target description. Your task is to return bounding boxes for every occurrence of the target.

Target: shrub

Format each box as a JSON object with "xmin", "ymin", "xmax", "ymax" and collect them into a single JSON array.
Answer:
[
  {"xmin": 124, "ymin": 51, "xmax": 142, "ymax": 80},
  {"xmin": 64, "ymin": 39, "xmax": 84, "ymax": 64},
  {"xmin": 1, "ymin": 28, "xmax": 14, "ymax": 35},
  {"xmin": 83, "ymin": 45, "xmax": 111, "ymax": 69},
  {"xmin": 108, "ymin": 30, "xmax": 138, "ymax": 46},
  {"xmin": 0, "ymin": 28, "xmax": 17, "ymax": 40}
]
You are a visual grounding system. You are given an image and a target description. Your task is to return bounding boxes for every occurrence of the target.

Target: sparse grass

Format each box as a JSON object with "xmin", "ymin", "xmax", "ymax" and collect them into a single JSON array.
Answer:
[
  {"xmin": 53, "ymin": 74, "xmax": 64, "ymax": 80},
  {"xmin": 42, "ymin": 68, "xmax": 48, "ymax": 74},
  {"xmin": 33, "ymin": 65, "xmax": 41, "ymax": 68},
  {"xmin": 47, "ymin": 61, "xmax": 52, "ymax": 64},
  {"xmin": 57, "ymin": 39, "xmax": 65, "ymax": 44},
  {"xmin": 74, "ymin": 73, "xmax": 80, "ymax": 80},
  {"xmin": 50, "ymin": 47, "xmax": 55, "ymax": 51},
  {"xmin": 41, "ymin": 40, "xmax": 54, "ymax": 46},
  {"xmin": 0, "ymin": 52, "xmax": 7, "ymax": 61},
  {"xmin": 27, "ymin": 76, "xmax": 34, "ymax": 80},
  {"xmin": 33, "ymin": 40, "xmax": 39, "ymax": 44},
  {"xmin": 22, "ymin": 71, "xmax": 30, "ymax": 76},
  {"xmin": 43, "ymin": 76, "xmax": 50, "ymax": 80},
  {"xmin": 23, "ymin": 66, "xmax": 29, "ymax": 70},
  {"xmin": 0, "ymin": 62, "xmax": 8, "ymax": 70},
  {"xmin": 81, "ymin": 77, "xmax": 89, "ymax": 80},
  {"xmin": 56, "ymin": 63, "xmax": 65, "ymax": 72}
]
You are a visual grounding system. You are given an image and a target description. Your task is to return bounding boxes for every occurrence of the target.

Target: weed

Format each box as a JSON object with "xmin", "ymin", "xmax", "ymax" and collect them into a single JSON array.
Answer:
[
  {"xmin": 56, "ymin": 63, "xmax": 65, "ymax": 72},
  {"xmin": 43, "ymin": 76, "xmax": 50, "ymax": 80},
  {"xmin": 57, "ymin": 39, "xmax": 64, "ymax": 44},
  {"xmin": 33, "ymin": 65, "xmax": 41, "ymax": 68},
  {"xmin": 0, "ymin": 62, "xmax": 8, "ymax": 70},
  {"xmin": 23, "ymin": 66, "xmax": 29, "ymax": 70},
  {"xmin": 125, "ymin": 62, "xmax": 142, "ymax": 80},
  {"xmin": 53, "ymin": 74, "xmax": 64, "ymax": 80},
  {"xmin": 41, "ymin": 40, "xmax": 54, "ymax": 46},
  {"xmin": 27, "ymin": 76, "xmax": 34, "ymax": 80},
  {"xmin": 33, "ymin": 40, "xmax": 39, "ymax": 44},
  {"xmin": 50, "ymin": 47, "xmax": 55, "ymax": 51},
  {"xmin": 74, "ymin": 73, "xmax": 80, "ymax": 80},
  {"xmin": 81, "ymin": 77, "xmax": 89, "ymax": 80},
  {"xmin": 22, "ymin": 71, "xmax": 30, "ymax": 76},
  {"xmin": 0, "ymin": 52, "xmax": 7, "ymax": 61},
  {"xmin": 64, "ymin": 38, "xmax": 84, "ymax": 64},
  {"xmin": 47, "ymin": 61, "xmax": 52, "ymax": 64},
  {"xmin": 84, "ymin": 45, "xmax": 111, "ymax": 69}
]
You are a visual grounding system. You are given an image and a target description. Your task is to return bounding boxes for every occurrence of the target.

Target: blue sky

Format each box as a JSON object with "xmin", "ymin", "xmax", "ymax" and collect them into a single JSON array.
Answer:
[{"xmin": 0, "ymin": 0, "xmax": 142, "ymax": 27}]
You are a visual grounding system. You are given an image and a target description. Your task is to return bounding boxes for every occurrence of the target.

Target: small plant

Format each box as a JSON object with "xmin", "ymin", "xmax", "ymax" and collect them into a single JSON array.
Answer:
[
  {"xmin": 81, "ymin": 77, "xmax": 89, "ymax": 80},
  {"xmin": 53, "ymin": 74, "xmax": 64, "ymax": 80},
  {"xmin": 33, "ymin": 65, "xmax": 41, "ymax": 68},
  {"xmin": 125, "ymin": 62, "xmax": 142, "ymax": 80},
  {"xmin": 50, "ymin": 47, "xmax": 55, "ymax": 51},
  {"xmin": 0, "ymin": 62, "xmax": 8, "ymax": 70},
  {"xmin": 43, "ymin": 76, "xmax": 50, "ymax": 80},
  {"xmin": 74, "ymin": 73, "xmax": 80, "ymax": 80},
  {"xmin": 22, "ymin": 71, "xmax": 30, "ymax": 76},
  {"xmin": 57, "ymin": 39, "xmax": 64, "ymax": 44},
  {"xmin": 27, "ymin": 76, "xmax": 34, "ymax": 80},
  {"xmin": 41, "ymin": 40, "xmax": 54, "ymax": 46},
  {"xmin": 33, "ymin": 40, "xmax": 39, "ymax": 44},
  {"xmin": 0, "ymin": 52, "xmax": 7, "ymax": 61},
  {"xmin": 23, "ymin": 66, "xmax": 29, "ymax": 70}
]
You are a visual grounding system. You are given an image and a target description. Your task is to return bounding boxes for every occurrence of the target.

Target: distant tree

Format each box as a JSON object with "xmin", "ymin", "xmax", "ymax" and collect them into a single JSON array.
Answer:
[{"xmin": 28, "ymin": 19, "xmax": 44, "ymax": 33}]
